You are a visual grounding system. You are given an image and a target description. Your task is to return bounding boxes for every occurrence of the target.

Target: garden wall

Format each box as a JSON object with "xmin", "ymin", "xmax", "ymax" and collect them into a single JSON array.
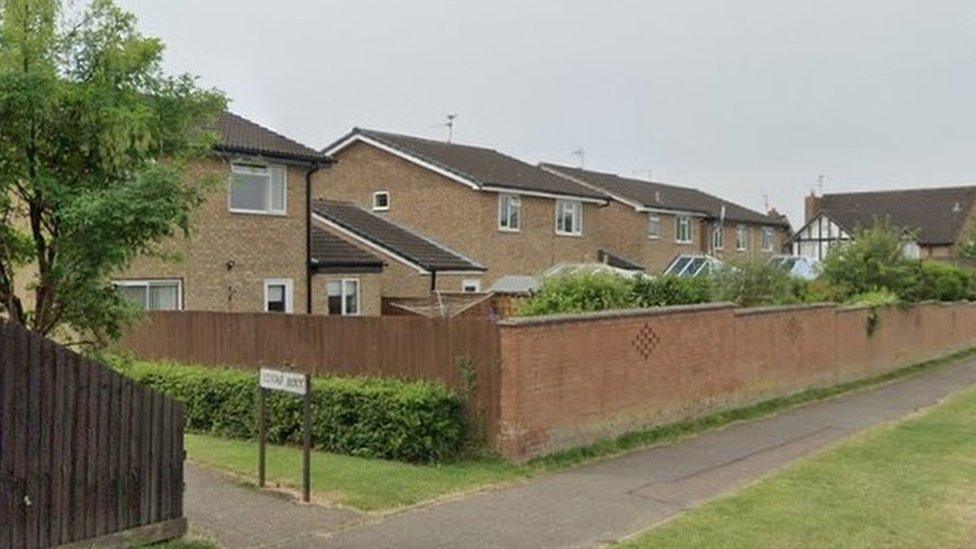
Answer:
[{"xmin": 496, "ymin": 301, "xmax": 976, "ymax": 461}]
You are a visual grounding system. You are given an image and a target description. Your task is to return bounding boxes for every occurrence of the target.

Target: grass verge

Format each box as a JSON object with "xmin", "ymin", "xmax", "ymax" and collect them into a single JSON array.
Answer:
[
  {"xmin": 185, "ymin": 347, "xmax": 976, "ymax": 512},
  {"xmin": 621, "ymin": 384, "xmax": 976, "ymax": 548}
]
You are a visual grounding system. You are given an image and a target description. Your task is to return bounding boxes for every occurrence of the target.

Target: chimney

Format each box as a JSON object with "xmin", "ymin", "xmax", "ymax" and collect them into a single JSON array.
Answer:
[{"xmin": 804, "ymin": 191, "xmax": 823, "ymax": 223}]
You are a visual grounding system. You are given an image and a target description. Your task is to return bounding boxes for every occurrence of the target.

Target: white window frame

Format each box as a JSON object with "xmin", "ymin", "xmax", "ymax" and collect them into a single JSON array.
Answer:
[
  {"xmin": 327, "ymin": 277, "xmax": 361, "ymax": 316},
  {"xmin": 736, "ymin": 224, "xmax": 749, "ymax": 251},
  {"xmin": 372, "ymin": 191, "xmax": 390, "ymax": 211},
  {"xmin": 555, "ymin": 199, "xmax": 583, "ymax": 236},
  {"xmin": 113, "ymin": 279, "xmax": 183, "ymax": 311},
  {"xmin": 675, "ymin": 215, "xmax": 693, "ymax": 244},
  {"xmin": 712, "ymin": 225, "xmax": 724, "ymax": 250},
  {"xmin": 462, "ymin": 279, "xmax": 482, "ymax": 293},
  {"xmin": 498, "ymin": 193, "xmax": 521, "ymax": 232},
  {"xmin": 263, "ymin": 278, "xmax": 294, "ymax": 313},
  {"xmin": 229, "ymin": 162, "xmax": 287, "ymax": 216},
  {"xmin": 762, "ymin": 227, "xmax": 775, "ymax": 252},
  {"xmin": 648, "ymin": 214, "xmax": 661, "ymax": 239}
]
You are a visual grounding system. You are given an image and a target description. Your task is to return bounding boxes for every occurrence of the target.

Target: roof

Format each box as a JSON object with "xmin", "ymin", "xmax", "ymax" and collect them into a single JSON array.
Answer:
[
  {"xmin": 312, "ymin": 200, "xmax": 485, "ymax": 272},
  {"xmin": 324, "ymin": 128, "xmax": 608, "ymax": 201},
  {"xmin": 817, "ymin": 186, "xmax": 976, "ymax": 245},
  {"xmin": 541, "ymin": 164, "xmax": 789, "ymax": 227},
  {"xmin": 597, "ymin": 249, "xmax": 645, "ymax": 271},
  {"xmin": 489, "ymin": 275, "xmax": 541, "ymax": 295},
  {"xmin": 212, "ymin": 112, "xmax": 330, "ymax": 164},
  {"xmin": 309, "ymin": 227, "xmax": 384, "ymax": 273}
]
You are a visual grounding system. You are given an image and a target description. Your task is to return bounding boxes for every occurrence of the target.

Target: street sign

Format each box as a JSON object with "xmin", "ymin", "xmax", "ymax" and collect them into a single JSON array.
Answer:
[
  {"xmin": 260, "ymin": 368, "xmax": 308, "ymax": 395},
  {"xmin": 257, "ymin": 368, "xmax": 313, "ymax": 502}
]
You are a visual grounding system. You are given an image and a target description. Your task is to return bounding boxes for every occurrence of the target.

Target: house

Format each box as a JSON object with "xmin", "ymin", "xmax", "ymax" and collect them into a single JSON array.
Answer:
[
  {"xmin": 794, "ymin": 187, "xmax": 976, "ymax": 261},
  {"xmin": 540, "ymin": 164, "xmax": 792, "ymax": 272},
  {"xmin": 117, "ymin": 112, "xmax": 332, "ymax": 314},
  {"xmin": 319, "ymin": 128, "xmax": 612, "ymax": 290}
]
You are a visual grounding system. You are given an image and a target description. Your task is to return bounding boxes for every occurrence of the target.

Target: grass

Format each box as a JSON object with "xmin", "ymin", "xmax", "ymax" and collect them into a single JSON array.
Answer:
[
  {"xmin": 185, "ymin": 347, "xmax": 976, "ymax": 513},
  {"xmin": 185, "ymin": 433, "xmax": 524, "ymax": 512},
  {"xmin": 621, "ymin": 384, "xmax": 976, "ymax": 549}
]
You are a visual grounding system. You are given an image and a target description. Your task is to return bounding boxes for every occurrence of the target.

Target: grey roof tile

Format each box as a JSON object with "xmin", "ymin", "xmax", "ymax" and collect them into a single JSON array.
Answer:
[
  {"xmin": 310, "ymin": 227, "xmax": 384, "ymax": 272},
  {"xmin": 213, "ymin": 112, "xmax": 330, "ymax": 163}
]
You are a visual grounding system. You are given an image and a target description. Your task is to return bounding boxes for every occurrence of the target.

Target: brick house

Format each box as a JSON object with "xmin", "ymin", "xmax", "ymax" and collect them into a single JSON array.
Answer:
[
  {"xmin": 539, "ymin": 165, "xmax": 793, "ymax": 271},
  {"xmin": 795, "ymin": 186, "xmax": 976, "ymax": 261}
]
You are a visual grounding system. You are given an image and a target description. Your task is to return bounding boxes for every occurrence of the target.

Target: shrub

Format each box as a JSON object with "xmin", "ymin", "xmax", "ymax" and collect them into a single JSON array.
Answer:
[
  {"xmin": 819, "ymin": 221, "xmax": 921, "ymax": 301},
  {"xmin": 711, "ymin": 257, "xmax": 800, "ymax": 307},
  {"xmin": 847, "ymin": 289, "xmax": 902, "ymax": 308},
  {"xmin": 916, "ymin": 261, "xmax": 976, "ymax": 302},
  {"xmin": 631, "ymin": 275, "xmax": 712, "ymax": 307},
  {"xmin": 117, "ymin": 361, "xmax": 466, "ymax": 463},
  {"xmin": 517, "ymin": 271, "xmax": 637, "ymax": 316}
]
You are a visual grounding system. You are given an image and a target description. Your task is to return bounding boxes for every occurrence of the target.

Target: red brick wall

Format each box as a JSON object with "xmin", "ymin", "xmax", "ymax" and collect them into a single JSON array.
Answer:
[{"xmin": 496, "ymin": 301, "xmax": 976, "ymax": 460}]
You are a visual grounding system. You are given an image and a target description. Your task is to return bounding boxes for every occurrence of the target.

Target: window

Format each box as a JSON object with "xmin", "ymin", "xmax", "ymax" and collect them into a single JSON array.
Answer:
[
  {"xmin": 648, "ymin": 214, "xmax": 661, "ymax": 239},
  {"xmin": 762, "ymin": 227, "xmax": 775, "ymax": 252},
  {"xmin": 264, "ymin": 278, "xmax": 293, "ymax": 313},
  {"xmin": 230, "ymin": 163, "xmax": 286, "ymax": 215},
  {"xmin": 712, "ymin": 225, "xmax": 724, "ymax": 250},
  {"xmin": 372, "ymin": 191, "xmax": 390, "ymax": 211},
  {"xmin": 664, "ymin": 255, "xmax": 721, "ymax": 278},
  {"xmin": 462, "ymin": 279, "xmax": 481, "ymax": 293},
  {"xmin": 327, "ymin": 278, "xmax": 360, "ymax": 316},
  {"xmin": 736, "ymin": 224, "xmax": 749, "ymax": 250},
  {"xmin": 675, "ymin": 215, "xmax": 693, "ymax": 243},
  {"xmin": 114, "ymin": 280, "xmax": 182, "ymax": 311},
  {"xmin": 555, "ymin": 200, "xmax": 582, "ymax": 235},
  {"xmin": 498, "ymin": 194, "xmax": 521, "ymax": 232}
]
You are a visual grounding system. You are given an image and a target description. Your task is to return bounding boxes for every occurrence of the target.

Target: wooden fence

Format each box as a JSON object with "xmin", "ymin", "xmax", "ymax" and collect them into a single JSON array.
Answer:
[
  {"xmin": 117, "ymin": 311, "xmax": 502, "ymax": 433},
  {"xmin": 0, "ymin": 321, "xmax": 186, "ymax": 549}
]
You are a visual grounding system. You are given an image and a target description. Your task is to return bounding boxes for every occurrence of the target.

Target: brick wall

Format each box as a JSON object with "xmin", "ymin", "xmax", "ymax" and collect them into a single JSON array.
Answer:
[{"xmin": 495, "ymin": 301, "xmax": 976, "ymax": 461}]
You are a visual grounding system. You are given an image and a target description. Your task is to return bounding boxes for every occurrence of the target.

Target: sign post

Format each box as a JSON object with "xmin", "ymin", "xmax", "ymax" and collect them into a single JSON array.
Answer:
[{"xmin": 258, "ymin": 368, "xmax": 312, "ymax": 502}]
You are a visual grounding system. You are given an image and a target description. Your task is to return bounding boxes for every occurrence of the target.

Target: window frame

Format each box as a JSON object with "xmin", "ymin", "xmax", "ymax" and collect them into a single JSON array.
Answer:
[
  {"xmin": 761, "ymin": 227, "xmax": 775, "ymax": 252},
  {"xmin": 327, "ymin": 277, "xmax": 361, "ymax": 316},
  {"xmin": 113, "ymin": 279, "xmax": 183, "ymax": 311},
  {"xmin": 675, "ymin": 215, "xmax": 693, "ymax": 244},
  {"xmin": 372, "ymin": 191, "xmax": 390, "ymax": 211},
  {"xmin": 554, "ymin": 199, "xmax": 583, "ymax": 236},
  {"xmin": 461, "ymin": 279, "xmax": 482, "ymax": 293},
  {"xmin": 648, "ymin": 213, "xmax": 661, "ymax": 239},
  {"xmin": 736, "ymin": 224, "xmax": 749, "ymax": 251},
  {"xmin": 712, "ymin": 224, "xmax": 724, "ymax": 250},
  {"xmin": 498, "ymin": 193, "xmax": 521, "ymax": 232},
  {"xmin": 229, "ymin": 162, "xmax": 287, "ymax": 216},
  {"xmin": 263, "ymin": 278, "xmax": 294, "ymax": 314}
]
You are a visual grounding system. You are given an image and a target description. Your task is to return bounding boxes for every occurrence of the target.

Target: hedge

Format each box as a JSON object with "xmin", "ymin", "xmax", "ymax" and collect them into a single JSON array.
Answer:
[{"xmin": 119, "ymin": 361, "xmax": 466, "ymax": 463}]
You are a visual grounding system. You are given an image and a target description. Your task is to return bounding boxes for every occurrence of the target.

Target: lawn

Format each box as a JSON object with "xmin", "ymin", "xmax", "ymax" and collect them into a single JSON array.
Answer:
[
  {"xmin": 622, "ymin": 385, "xmax": 976, "ymax": 549},
  {"xmin": 185, "ymin": 433, "xmax": 525, "ymax": 512}
]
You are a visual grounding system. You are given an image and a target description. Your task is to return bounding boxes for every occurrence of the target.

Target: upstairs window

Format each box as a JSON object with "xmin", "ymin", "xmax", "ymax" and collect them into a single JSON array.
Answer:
[
  {"xmin": 712, "ymin": 225, "xmax": 724, "ymax": 250},
  {"xmin": 736, "ymin": 224, "xmax": 749, "ymax": 250},
  {"xmin": 115, "ymin": 280, "xmax": 182, "ymax": 311},
  {"xmin": 675, "ymin": 215, "xmax": 693, "ymax": 244},
  {"xmin": 555, "ymin": 199, "xmax": 582, "ymax": 235},
  {"xmin": 498, "ymin": 194, "xmax": 521, "ymax": 232},
  {"xmin": 230, "ymin": 163, "xmax": 286, "ymax": 215},
  {"xmin": 762, "ymin": 227, "xmax": 775, "ymax": 251},
  {"xmin": 462, "ymin": 279, "xmax": 481, "ymax": 293},
  {"xmin": 372, "ymin": 191, "xmax": 390, "ymax": 211},
  {"xmin": 648, "ymin": 214, "xmax": 661, "ymax": 239},
  {"xmin": 327, "ymin": 279, "xmax": 360, "ymax": 316},
  {"xmin": 264, "ymin": 278, "xmax": 293, "ymax": 313}
]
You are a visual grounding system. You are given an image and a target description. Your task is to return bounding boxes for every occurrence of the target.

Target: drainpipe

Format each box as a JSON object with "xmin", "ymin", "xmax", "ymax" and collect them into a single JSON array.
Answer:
[
  {"xmin": 305, "ymin": 161, "xmax": 323, "ymax": 315},
  {"xmin": 430, "ymin": 270, "xmax": 437, "ymax": 292}
]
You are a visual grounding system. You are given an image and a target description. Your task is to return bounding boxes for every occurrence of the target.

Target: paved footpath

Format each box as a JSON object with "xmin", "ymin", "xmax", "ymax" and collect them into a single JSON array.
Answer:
[{"xmin": 186, "ymin": 357, "xmax": 976, "ymax": 548}]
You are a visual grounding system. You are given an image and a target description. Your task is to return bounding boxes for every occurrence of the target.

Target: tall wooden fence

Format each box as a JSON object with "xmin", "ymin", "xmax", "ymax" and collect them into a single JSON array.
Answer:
[
  {"xmin": 1, "ymin": 321, "xmax": 186, "ymax": 549},
  {"xmin": 117, "ymin": 311, "xmax": 502, "ymax": 432}
]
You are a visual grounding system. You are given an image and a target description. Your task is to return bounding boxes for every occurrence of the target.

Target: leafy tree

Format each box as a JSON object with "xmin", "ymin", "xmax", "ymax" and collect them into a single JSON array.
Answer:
[
  {"xmin": 711, "ymin": 256, "xmax": 800, "ymax": 307},
  {"xmin": 819, "ymin": 221, "xmax": 921, "ymax": 302},
  {"xmin": 517, "ymin": 271, "xmax": 637, "ymax": 316},
  {"xmin": 0, "ymin": 0, "xmax": 225, "ymax": 345}
]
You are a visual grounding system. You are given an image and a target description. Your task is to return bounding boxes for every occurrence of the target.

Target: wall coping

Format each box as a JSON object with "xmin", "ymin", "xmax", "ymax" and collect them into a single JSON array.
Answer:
[
  {"xmin": 498, "ymin": 302, "xmax": 737, "ymax": 327},
  {"xmin": 733, "ymin": 302, "xmax": 837, "ymax": 317}
]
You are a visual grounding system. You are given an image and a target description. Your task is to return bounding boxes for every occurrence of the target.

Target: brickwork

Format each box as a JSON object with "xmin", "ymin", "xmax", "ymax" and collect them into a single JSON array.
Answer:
[{"xmin": 495, "ymin": 301, "xmax": 976, "ymax": 460}]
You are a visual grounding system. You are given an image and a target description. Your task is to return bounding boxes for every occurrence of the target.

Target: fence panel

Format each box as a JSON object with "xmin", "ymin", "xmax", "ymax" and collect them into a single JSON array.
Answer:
[{"xmin": 0, "ymin": 321, "xmax": 186, "ymax": 548}]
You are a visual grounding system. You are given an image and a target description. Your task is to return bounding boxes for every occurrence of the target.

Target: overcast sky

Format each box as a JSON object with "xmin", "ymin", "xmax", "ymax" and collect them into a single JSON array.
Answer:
[{"xmin": 115, "ymin": 0, "xmax": 976, "ymax": 225}]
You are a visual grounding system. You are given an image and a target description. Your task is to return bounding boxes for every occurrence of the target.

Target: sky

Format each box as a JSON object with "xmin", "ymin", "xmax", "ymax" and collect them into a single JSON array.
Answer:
[{"xmin": 112, "ymin": 0, "xmax": 976, "ymax": 226}]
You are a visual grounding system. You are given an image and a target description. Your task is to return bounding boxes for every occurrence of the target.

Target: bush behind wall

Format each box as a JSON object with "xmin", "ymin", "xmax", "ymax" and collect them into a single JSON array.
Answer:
[{"xmin": 117, "ymin": 360, "xmax": 466, "ymax": 463}]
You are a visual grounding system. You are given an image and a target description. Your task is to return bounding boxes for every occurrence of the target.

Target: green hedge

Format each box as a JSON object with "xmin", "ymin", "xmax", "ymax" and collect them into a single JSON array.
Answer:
[{"xmin": 119, "ymin": 361, "xmax": 466, "ymax": 463}]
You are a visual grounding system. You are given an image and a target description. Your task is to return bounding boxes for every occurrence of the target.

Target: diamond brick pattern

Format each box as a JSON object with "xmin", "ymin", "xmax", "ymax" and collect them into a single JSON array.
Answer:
[
  {"xmin": 785, "ymin": 316, "xmax": 802, "ymax": 341},
  {"xmin": 633, "ymin": 322, "xmax": 661, "ymax": 360}
]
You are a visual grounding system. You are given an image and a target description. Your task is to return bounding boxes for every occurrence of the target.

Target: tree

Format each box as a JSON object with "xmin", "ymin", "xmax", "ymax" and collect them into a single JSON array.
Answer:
[
  {"xmin": 819, "ymin": 220, "xmax": 921, "ymax": 302},
  {"xmin": 0, "ymin": 0, "xmax": 225, "ymax": 345}
]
